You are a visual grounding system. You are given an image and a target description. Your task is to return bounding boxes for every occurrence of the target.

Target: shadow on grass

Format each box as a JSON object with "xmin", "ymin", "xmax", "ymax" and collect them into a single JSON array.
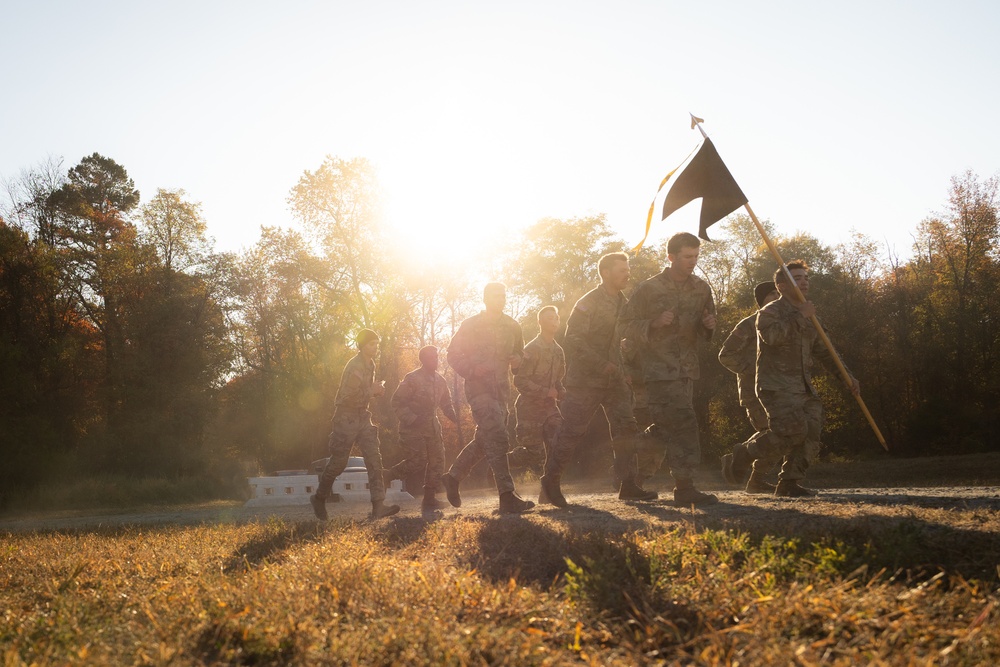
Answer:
[
  {"xmin": 221, "ymin": 520, "xmax": 330, "ymax": 573},
  {"xmin": 632, "ymin": 494, "xmax": 1000, "ymax": 582},
  {"xmin": 462, "ymin": 505, "xmax": 650, "ymax": 587}
]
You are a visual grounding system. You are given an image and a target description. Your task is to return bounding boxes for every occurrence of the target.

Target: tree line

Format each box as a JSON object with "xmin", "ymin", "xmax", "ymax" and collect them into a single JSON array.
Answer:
[{"xmin": 1, "ymin": 153, "xmax": 997, "ymax": 505}]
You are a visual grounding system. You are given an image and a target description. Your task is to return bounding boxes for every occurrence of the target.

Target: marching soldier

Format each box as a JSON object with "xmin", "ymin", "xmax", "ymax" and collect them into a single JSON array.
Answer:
[
  {"xmin": 310, "ymin": 329, "xmax": 400, "ymax": 520},
  {"xmin": 719, "ymin": 281, "xmax": 781, "ymax": 493},
  {"xmin": 509, "ymin": 305, "xmax": 566, "ymax": 475},
  {"xmin": 440, "ymin": 283, "xmax": 535, "ymax": 514},
  {"xmin": 745, "ymin": 260, "xmax": 860, "ymax": 497},
  {"xmin": 387, "ymin": 345, "xmax": 458, "ymax": 513},
  {"xmin": 539, "ymin": 252, "xmax": 654, "ymax": 508},
  {"xmin": 619, "ymin": 232, "xmax": 719, "ymax": 506}
]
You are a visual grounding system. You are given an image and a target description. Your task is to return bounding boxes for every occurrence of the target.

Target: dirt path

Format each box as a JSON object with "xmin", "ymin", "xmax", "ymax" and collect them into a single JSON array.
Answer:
[{"xmin": 3, "ymin": 484, "xmax": 998, "ymax": 533}]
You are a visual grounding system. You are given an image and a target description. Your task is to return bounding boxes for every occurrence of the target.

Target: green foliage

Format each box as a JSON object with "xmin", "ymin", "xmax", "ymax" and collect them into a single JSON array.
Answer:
[
  {"xmin": 5, "ymin": 148, "xmax": 1000, "ymax": 501},
  {"xmin": 503, "ymin": 214, "xmax": 619, "ymax": 313}
]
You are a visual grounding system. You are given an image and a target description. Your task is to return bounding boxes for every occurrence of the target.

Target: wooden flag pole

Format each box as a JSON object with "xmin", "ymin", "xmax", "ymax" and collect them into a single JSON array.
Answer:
[{"xmin": 687, "ymin": 114, "xmax": 888, "ymax": 450}]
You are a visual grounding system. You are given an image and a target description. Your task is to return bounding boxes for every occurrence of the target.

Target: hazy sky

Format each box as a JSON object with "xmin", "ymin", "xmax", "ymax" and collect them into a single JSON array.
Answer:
[{"xmin": 3, "ymin": 0, "xmax": 998, "ymax": 265}]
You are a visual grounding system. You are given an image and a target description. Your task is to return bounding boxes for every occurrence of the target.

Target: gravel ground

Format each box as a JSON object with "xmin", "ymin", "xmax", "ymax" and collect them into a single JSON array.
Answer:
[{"xmin": 2, "ymin": 483, "xmax": 998, "ymax": 533}]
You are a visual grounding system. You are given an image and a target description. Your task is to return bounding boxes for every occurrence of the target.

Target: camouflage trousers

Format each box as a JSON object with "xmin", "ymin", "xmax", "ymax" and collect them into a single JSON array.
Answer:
[
  {"xmin": 544, "ymin": 382, "xmax": 638, "ymax": 483},
  {"xmin": 631, "ymin": 385, "xmax": 661, "ymax": 480},
  {"xmin": 643, "ymin": 379, "xmax": 700, "ymax": 482},
  {"xmin": 317, "ymin": 409, "xmax": 386, "ymax": 503},
  {"xmin": 754, "ymin": 390, "xmax": 824, "ymax": 482},
  {"xmin": 388, "ymin": 430, "xmax": 446, "ymax": 494},
  {"xmin": 742, "ymin": 394, "xmax": 782, "ymax": 474},
  {"xmin": 448, "ymin": 393, "xmax": 516, "ymax": 494},
  {"xmin": 510, "ymin": 398, "xmax": 562, "ymax": 472}
]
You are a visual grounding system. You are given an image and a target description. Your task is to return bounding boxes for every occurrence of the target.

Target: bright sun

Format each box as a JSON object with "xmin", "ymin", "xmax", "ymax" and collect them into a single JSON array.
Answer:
[
  {"xmin": 376, "ymin": 93, "xmax": 545, "ymax": 270},
  {"xmin": 381, "ymin": 148, "xmax": 530, "ymax": 267}
]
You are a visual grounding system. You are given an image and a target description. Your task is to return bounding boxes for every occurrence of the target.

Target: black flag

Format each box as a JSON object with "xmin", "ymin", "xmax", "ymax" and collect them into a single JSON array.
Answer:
[{"xmin": 661, "ymin": 137, "xmax": 747, "ymax": 241}]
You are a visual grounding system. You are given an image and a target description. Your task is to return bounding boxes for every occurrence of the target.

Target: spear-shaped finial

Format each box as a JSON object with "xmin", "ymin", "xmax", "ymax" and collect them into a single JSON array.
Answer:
[{"xmin": 689, "ymin": 112, "xmax": 707, "ymax": 138}]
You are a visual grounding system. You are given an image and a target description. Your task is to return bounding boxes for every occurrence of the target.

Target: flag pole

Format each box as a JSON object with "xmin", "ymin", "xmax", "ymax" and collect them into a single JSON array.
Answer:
[{"xmin": 688, "ymin": 114, "xmax": 889, "ymax": 451}]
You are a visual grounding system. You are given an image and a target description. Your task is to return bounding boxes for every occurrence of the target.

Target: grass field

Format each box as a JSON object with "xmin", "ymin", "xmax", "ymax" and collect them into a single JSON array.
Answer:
[{"xmin": 2, "ymin": 454, "xmax": 998, "ymax": 665}]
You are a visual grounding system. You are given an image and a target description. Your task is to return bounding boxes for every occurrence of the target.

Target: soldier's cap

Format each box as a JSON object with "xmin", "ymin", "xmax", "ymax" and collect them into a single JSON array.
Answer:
[
  {"xmin": 355, "ymin": 328, "xmax": 380, "ymax": 347},
  {"xmin": 754, "ymin": 281, "xmax": 777, "ymax": 308}
]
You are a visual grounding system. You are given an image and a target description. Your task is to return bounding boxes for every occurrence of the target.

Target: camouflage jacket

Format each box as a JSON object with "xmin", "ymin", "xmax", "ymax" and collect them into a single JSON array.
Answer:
[
  {"xmin": 391, "ymin": 368, "xmax": 458, "ymax": 436},
  {"xmin": 619, "ymin": 270, "xmax": 715, "ymax": 382},
  {"xmin": 447, "ymin": 311, "xmax": 524, "ymax": 400},
  {"xmin": 755, "ymin": 296, "xmax": 851, "ymax": 396},
  {"xmin": 514, "ymin": 335, "xmax": 566, "ymax": 405},
  {"xmin": 718, "ymin": 313, "xmax": 757, "ymax": 402},
  {"xmin": 334, "ymin": 354, "xmax": 377, "ymax": 411},
  {"xmin": 563, "ymin": 286, "xmax": 627, "ymax": 389}
]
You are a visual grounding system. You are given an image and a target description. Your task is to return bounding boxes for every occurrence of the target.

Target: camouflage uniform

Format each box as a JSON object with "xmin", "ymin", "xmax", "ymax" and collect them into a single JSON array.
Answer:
[
  {"xmin": 544, "ymin": 287, "xmax": 638, "ymax": 482},
  {"xmin": 718, "ymin": 313, "xmax": 780, "ymax": 473},
  {"xmin": 316, "ymin": 353, "xmax": 388, "ymax": 503},
  {"xmin": 389, "ymin": 367, "xmax": 458, "ymax": 494},
  {"xmin": 754, "ymin": 296, "xmax": 849, "ymax": 481},
  {"xmin": 445, "ymin": 311, "xmax": 524, "ymax": 494},
  {"xmin": 623, "ymin": 337, "xmax": 662, "ymax": 479},
  {"xmin": 619, "ymin": 270, "xmax": 715, "ymax": 483},
  {"xmin": 511, "ymin": 335, "xmax": 566, "ymax": 473}
]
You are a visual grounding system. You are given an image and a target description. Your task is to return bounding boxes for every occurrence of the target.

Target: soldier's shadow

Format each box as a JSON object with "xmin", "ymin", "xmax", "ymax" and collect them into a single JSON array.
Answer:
[
  {"xmin": 630, "ymin": 491, "xmax": 1000, "ymax": 581},
  {"xmin": 465, "ymin": 505, "xmax": 650, "ymax": 587}
]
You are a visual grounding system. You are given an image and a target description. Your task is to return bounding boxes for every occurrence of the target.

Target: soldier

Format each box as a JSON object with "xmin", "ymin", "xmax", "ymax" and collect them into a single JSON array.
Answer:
[
  {"xmin": 539, "ymin": 252, "xmax": 654, "ymax": 508},
  {"xmin": 439, "ymin": 283, "xmax": 535, "ymax": 514},
  {"xmin": 509, "ymin": 305, "xmax": 566, "ymax": 475},
  {"xmin": 310, "ymin": 329, "xmax": 400, "ymax": 521},
  {"xmin": 718, "ymin": 281, "xmax": 782, "ymax": 493},
  {"xmin": 387, "ymin": 345, "xmax": 459, "ymax": 513},
  {"xmin": 742, "ymin": 260, "xmax": 859, "ymax": 497},
  {"xmin": 619, "ymin": 232, "xmax": 718, "ymax": 506}
]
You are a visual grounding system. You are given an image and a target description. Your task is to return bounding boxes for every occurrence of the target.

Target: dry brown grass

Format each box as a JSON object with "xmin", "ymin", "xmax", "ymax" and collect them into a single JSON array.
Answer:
[{"xmin": 2, "ymin": 484, "xmax": 999, "ymax": 666}]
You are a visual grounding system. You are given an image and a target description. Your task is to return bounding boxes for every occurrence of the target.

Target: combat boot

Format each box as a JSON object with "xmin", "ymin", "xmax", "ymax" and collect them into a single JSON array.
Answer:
[
  {"xmin": 618, "ymin": 478, "xmax": 658, "ymax": 501},
  {"xmin": 422, "ymin": 487, "xmax": 449, "ymax": 511},
  {"xmin": 730, "ymin": 443, "xmax": 752, "ymax": 483},
  {"xmin": 673, "ymin": 480, "xmax": 718, "ymax": 507},
  {"xmin": 441, "ymin": 472, "xmax": 462, "ymax": 507},
  {"xmin": 774, "ymin": 480, "xmax": 818, "ymax": 498},
  {"xmin": 498, "ymin": 491, "xmax": 535, "ymax": 514},
  {"xmin": 539, "ymin": 474, "xmax": 568, "ymax": 508},
  {"xmin": 744, "ymin": 469, "xmax": 776, "ymax": 494},
  {"xmin": 309, "ymin": 493, "xmax": 328, "ymax": 521},
  {"xmin": 371, "ymin": 500, "xmax": 401, "ymax": 519}
]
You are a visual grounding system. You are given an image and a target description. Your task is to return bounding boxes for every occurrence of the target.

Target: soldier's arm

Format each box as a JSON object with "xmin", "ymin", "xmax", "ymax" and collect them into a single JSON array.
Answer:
[
  {"xmin": 513, "ymin": 349, "xmax": 542, "ymax": 394},
  {"xmin": 446, "ymin": 322, "xmax": 474, "ymax": 379},
  {"xmin": 436, "ymin": 375, "xmax": 459, "ymax": 423},
  {"xmin": 551, "ymin": 346, "xmax": 567, "ymax": 399},
  {"xmin": 339, "ymin": 362, "xmax": 372, "ymax": 406},
  {"xmin": 698, "ymin": 289, "xmax": 717, "ymax": 340},
  {"xmin": 618, "ymin": 285, "xmax": 654, "ymax": 346},
  {"xmin": 510, "ymin": 320, "xmax": 525, "ymax": 368},
  {"xmin": 564, "ymin": 304, "xmax": 607, "ymax": 370},
  {"xmin": 718, "ymin": 319, "xmax": 752, "ymax": 375},
  {"xmin": 391, "ymin": 375, "xmax": 419, "ymax": 425}
]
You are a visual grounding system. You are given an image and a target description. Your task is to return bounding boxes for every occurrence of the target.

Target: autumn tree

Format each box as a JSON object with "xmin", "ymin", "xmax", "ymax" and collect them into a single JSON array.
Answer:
[
  {"xmin": 139, "ymin": 188, "xmax": 211, "ymax": 277},
  {"xmin": 46, "ymin": 154, "xmax": 141, "ymax": 444},
  {"xmin": 890, "ymin": 171, "xmax": 1000, "ymax": 452},
  {"xmin": 503, "ymin": 214, "xmax": 621, "ymax": 316}
]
